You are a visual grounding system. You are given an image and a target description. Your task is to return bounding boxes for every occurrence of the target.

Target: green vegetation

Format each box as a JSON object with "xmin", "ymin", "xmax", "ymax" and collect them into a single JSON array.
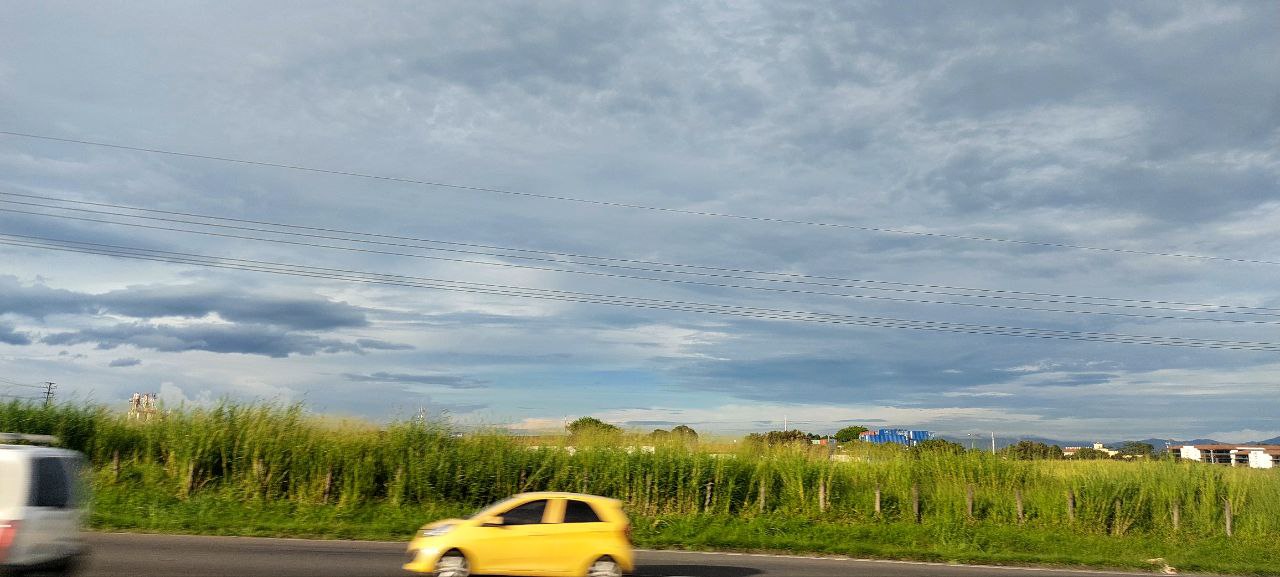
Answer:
[
  {"xmin": 566, "ymin": 416, "xmax": 621, "ymax": 441},
  {"xmin": 834, "ymin": 425, "xmax": 868, "ymax": 443},
  {"xmin": 999, "ymin": 440, "xmax": 1064, "ymax": 460},
  {"xmin": 4, "ymin": 400, "xmax": 1279, "ymax": 575}
]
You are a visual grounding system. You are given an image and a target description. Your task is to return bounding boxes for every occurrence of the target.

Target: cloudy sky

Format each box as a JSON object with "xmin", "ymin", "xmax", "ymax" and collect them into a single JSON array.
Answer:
[{"xmin": 1, "ymin": 2, "xmax": 1278, "ymax": 442}]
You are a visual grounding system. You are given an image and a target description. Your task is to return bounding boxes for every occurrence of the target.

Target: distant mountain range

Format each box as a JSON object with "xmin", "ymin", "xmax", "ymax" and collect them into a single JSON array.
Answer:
[{"xmin": 937, "ymin": 435, "xmax": 1280, "ymax": 451}]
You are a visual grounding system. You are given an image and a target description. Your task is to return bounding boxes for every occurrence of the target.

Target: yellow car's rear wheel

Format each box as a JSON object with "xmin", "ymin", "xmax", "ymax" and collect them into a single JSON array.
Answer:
[
  {"xmin": 587, "ymin": 556, "xmax": 622, "ymax": 577},
  {"xmin": 434, "ymin": 550, "xmax": 469, "ymax": 577}
]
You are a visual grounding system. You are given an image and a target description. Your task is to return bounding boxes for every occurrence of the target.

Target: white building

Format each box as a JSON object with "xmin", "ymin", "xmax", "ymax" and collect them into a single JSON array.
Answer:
[
  {"xmin": 1246, "ymin": 448, "xmax": 1280, "ymax": 469},
  {"xmin": 1177, "ymin": 444, "xmax": 1280, "ymax": 468},
  {"xmin": 1063, "ymin": 442, "xmax": 1119, "ymax": 458}
]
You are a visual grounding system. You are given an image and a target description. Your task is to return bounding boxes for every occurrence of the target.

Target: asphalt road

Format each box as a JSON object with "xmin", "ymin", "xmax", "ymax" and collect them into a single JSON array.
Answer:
[{"xmin": 71, "ymin": 532, "xmax": 1172, "ymax": 577}]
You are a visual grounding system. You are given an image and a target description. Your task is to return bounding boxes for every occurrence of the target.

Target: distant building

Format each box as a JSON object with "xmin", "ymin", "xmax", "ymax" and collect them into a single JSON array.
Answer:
[
  {"xmin": 858, "ymin": 428, "xmax": 931, "ymax": 447},
  {"xmin": 1176, "ymin": 444, "xmax": 1280, "ymax": 468},
  {"xmin": 1062, "ymin": 443, "xmax": 1119, "ymax": 458},
  {"xmin": 1247, "ymin": 448, "xmax": 1280, "ymax": 469}
]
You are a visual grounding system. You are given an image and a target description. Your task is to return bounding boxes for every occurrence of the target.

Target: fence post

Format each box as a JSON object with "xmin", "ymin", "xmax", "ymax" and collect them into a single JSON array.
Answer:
[
  {"xmin": 758, "ymin": 476, "xmax": 767, "ymax": 514},
  {"xmin": 1171, "ymin": 500, "xmax": 1180, "ymax": 531},
  {"xmin": 112, "ymin": 450, "xmax": 121, "ymax": 483},
  {"xmin": 704, "ymin": 482, "xmax": 713, "ymax": 512},
  {"xmin": 1066, "ymin": 489, "xmax": 1076, "ymax": 522},
  {"xmin": 1015, "ymin": 488, "xmax": 1024, "ymax": 524},
  {"xmin": 818, "ymin": 478, "xmax": 827, "ymax": 512},
  {"xmin": 912, "ymin": 484, "xmax": 921, "ymax": 523},
  {"xmin": 1224, "ymin": 498, "xmax": 1233, "ymax": 537},
  {"xmin": 874, "ymin": 484, "xmax": 882, "ymax": 516},
  {"xmin": 965, "ymin": 484, "xmax": 974, "ymax": 519}
]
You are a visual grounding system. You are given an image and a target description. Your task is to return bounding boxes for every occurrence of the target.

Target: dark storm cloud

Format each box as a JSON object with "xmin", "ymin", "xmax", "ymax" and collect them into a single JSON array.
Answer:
[
  {"xmin": 42, "ymin": 323, "xmax": 370, "ymax": 358},
  {"xmin": 0, "ymin": 323, "xmax": 32, "ymax": 345},
  {"xmin": 342, "ymin": 371, "xmax": 488, "ymax": 389},
  {"xmin": 107, "ymin": 357, "xmax": 141, "ymax": 368},
  {"xmin": 0, "ymin": 276, "xmax": 367, "ymax": 330},
  {"xmin": 354, "ymin": 339, "xmax": 415, "ymax": 351}
]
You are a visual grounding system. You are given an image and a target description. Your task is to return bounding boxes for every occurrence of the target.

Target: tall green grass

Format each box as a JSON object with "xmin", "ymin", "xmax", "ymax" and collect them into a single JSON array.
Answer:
[{"xmin": 3, "ymin": 399, "xmax": 1277, "ymax": 541}]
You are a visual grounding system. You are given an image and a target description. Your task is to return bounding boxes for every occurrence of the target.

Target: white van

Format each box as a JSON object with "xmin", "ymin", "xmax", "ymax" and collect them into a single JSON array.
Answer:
[{"xmin": 0, "ymin": 434, "xmax": 87, "ymax": 576}]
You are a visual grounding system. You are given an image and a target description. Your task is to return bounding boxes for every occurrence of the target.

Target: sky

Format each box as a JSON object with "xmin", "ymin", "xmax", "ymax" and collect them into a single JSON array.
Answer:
[{"xmin": 1, "ymin": 2, "xmax": 1278, "ymax": 442}]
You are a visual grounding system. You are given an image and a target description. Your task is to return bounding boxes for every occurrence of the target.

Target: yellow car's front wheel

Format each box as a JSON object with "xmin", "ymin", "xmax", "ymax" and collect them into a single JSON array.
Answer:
[
  {"xmin": 586, "ymin": 556, "xmax": 622, "ymax": 577},
  {"xmin": 434, "ymin": 550, "xmax": 469, "ymax": 577}
]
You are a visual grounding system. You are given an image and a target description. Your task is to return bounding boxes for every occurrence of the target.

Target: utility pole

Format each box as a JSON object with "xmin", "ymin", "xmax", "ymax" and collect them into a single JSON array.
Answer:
[
  {"xmin": 991, "ymin": 432, "xmax": 996, "ymax": 454},
  {"xmin": 42, "ymin": 382, "xmax": 56, "ymax": 407}
]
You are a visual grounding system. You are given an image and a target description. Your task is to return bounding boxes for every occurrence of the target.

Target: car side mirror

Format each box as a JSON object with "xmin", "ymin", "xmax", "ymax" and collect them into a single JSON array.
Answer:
[{"xmin": 481, "ymin": 515, "xmax": 504, "ymax": 527}]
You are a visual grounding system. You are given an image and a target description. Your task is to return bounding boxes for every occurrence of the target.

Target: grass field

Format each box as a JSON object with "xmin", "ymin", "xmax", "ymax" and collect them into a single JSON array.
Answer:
[{"xmin": 5, "ymin": 400, "xmax": 1279, "ymax": 575}]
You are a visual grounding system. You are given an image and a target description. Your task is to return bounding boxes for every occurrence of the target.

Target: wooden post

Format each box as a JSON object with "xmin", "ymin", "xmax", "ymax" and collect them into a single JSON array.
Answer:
[
  {"xmin": 758, "ymin": 476, "xmax": 767, "ymax": 514},
  {"xmin": 1112, "ymin": 500, "xmax": 1122, "ymax": 536},
  {"xmin": 912, "ymin": 484, "xmax": 921, "ymax": 523},
  {"xmin": 1224, "ymin": 498, "xmax": 1233, "ymax": 537},
  {"xmin": 874, "ymin": 484, "xmax": 882, "ymax": 516},
  {"xmin": 183, "ymin": 461, "xmax": 196, "ymax": 498},
  {"xmin": 112, "ymin": 450, "xmax": 121, "ymax": 483},
  {"xmin": 1066, "ymin": 489, "xmax": 1076, "ymax": 522},
  {"xmin": 1015, "ymin": 488, "xmax": 1024, "ymax": 524},
  {"xmin": 704, "ymin": 482, "xmax": 713, "ymax": 511},
  {"xmin": 818, "ymin": 478, "xmax": 827, "ymax": 512},
  {"xmin": 1171, "ymin": 500, "xmax": 1180, "ymax": 531},
  {"xmin": 321, "ymin": 468, "xmax": 333, "ymax": 503},
  {"xmin": 965, "ymin": 484, "xmax": 974, "ymax": 519}
]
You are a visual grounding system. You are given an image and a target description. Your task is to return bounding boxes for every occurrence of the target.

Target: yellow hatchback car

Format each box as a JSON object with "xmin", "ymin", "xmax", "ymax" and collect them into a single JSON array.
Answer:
[{"xmin": 404, "ymin": 492, "xmax": 634, "ymax": 577}]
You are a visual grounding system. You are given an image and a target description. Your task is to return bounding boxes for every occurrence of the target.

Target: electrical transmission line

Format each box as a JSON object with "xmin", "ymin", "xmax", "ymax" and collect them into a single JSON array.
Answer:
[
  {"xmin": 3, "ymin": 190, "xmax": 1275, "ymax": 313},
  {"xmin": 3, "ymin": 195, "xmax": 1277, "ymax": 327},
  {"xmin": 0, "ymin": 376, "xmax": 45, "ymax": 403},
  {"xmin": 0, "ymin": 130, "xmax": 1273, "ymax": 267},
  {"xmin": 3, "ymin": 233, "xmax": 1279, "ymax": 352}
]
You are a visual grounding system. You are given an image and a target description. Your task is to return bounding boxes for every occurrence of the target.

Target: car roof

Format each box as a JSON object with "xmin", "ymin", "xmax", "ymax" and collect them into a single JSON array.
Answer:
[
  {"xmin": 512, "ymin": 491, "xmax": 622, "ymax": 504},
  {"xmin": 0, "ymin": 444, "xmax": 79, "ymax": 457}
]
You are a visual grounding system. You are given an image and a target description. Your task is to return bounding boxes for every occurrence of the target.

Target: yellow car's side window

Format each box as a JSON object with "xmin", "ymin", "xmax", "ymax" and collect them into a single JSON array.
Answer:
[
  {"xmin": 563, "ymin": 499, "xmax": 603, "ymax": 523},
  {"xmin": 498, "ymin": 499, "xmax": 548, "ymax": 525}
]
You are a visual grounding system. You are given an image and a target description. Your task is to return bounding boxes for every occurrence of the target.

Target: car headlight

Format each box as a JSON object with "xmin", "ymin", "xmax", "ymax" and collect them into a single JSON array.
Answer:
[{"xmin": 421, "ymin": 524, "xmax": 454, "ymax": 537}]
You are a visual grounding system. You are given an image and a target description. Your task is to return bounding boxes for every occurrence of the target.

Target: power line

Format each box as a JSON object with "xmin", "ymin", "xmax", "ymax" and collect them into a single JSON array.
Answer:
[
  {"xmin": 4, "ymin": 190, "xmax": 1276, "ymax": 315},
  {"xmin": 0, "ymin": 376, "xmax": 43, "ymax": 389},
  {"xmin": 0, "ymin": 130, "xmax": 1273, "ymax": 267},
  {"xmin": 4, "ymin": 202, "xmax": 1279, "ymax": 326},
  {"xmin": 3, "ymin": 233, "xmax": 1278, "ymax": 352}
]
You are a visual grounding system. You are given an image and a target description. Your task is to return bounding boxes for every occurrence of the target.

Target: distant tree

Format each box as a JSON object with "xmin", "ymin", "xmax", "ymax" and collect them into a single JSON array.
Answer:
[
  {"xmin": 835, "ymin": 426, "xmax": 869, "ymax": 443},
  {"xmin": 910, "ymin": 438, "xmax": 966, "ymax": 456},
  {"xmin": 1000, "ymin": 440, "xmax": 1064, "ymax": 460},
  {"xmin": 1071, "ymin": 447, "xmax": 1112, "ymax": 460},
  {"xmin": 649, "ymin": 428, "xmax": 670, "ymax": 440},
  {"xmin": 766, "ymin": 429, "xmax": 811, "ymax": 445},
  {"xmin": 670, "ymin": 425, "xmax": 698, "ymax": 442},
  {"xmin": 566, "ymin": 416, "xmax": 621, "ymax": 439},
  {"xmin": 1114, "ymin": 442, "xmax": 1156, "ymax": 460},
  {"xmin": 746, "ymin": 429, "xmax": 810, "ymax": 446}
]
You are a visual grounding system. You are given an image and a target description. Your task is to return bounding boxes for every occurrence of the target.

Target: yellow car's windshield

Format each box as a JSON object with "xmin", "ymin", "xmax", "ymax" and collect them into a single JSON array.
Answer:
[{"xmin": 468, "ymin": 497, "xmax": 520, "ymax": 519}]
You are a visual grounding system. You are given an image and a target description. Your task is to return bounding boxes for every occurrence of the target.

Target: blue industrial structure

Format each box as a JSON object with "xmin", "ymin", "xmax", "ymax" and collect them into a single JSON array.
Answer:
[{"xmin": 859, "ymin": 428, "xmax": 932, "ymax": 446}]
